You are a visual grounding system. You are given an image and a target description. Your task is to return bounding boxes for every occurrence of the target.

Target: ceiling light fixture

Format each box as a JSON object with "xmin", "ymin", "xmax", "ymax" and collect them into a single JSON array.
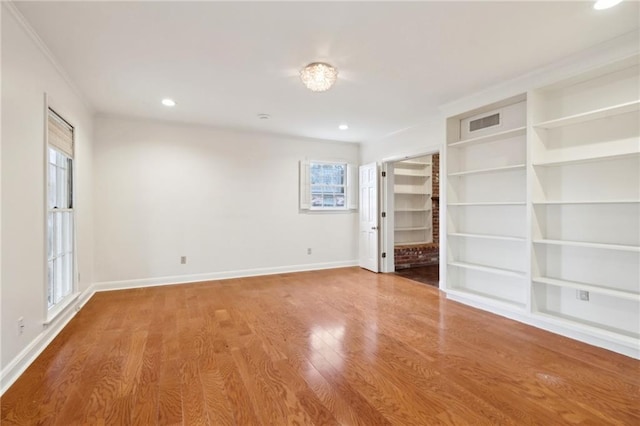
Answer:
[
  {"xmin": 161, "ymin": 98, "xmax": 176, "ymax": 107},
  {"xmin": 300, "ymin": 62, "xmax": 338, "ymax": 92},
  {"xmin": 593, "ymin": 0, "xmax": 623, "ymax": 10},
  {"xmin": 338, "ymin": 124, "xmax": 349, "ymax": 130}
]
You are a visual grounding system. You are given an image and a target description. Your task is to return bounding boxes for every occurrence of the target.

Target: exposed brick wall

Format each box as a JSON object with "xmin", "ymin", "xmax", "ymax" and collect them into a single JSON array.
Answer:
[
  {"xmin": 394, "ymin": 243, "xmax": 439, "ymax": 269},
  {"xmin": 432, "ymin": 154, "xmax": 440, "ymax": 243}
]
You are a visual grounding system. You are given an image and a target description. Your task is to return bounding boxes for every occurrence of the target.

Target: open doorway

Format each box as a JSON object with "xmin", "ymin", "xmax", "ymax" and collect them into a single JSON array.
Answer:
[{"xmin": 384, "ymin": 153, "xmax": 440, "ymax": 287}]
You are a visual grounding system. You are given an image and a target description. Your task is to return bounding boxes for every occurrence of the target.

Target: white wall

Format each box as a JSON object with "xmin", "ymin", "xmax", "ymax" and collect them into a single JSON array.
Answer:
[
  {"xmin": 360, "ymin": 117, "xmax": 444, "ymax": 165},
  {"xmin": 93, "ymin": 116, "xmax": 359, "ymax": 285},
  {"xmin": 1, "ymin": 5, "xmax": 94, "ymax": 379}
]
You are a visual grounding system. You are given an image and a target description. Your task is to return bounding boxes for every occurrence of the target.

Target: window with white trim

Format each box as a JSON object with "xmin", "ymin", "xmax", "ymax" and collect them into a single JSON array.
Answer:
[
  {"xmin": 47, "ymin": 109, "xmax": 75, "ymax": 309},
  {"xmin": 299, "ymin": 160, "xmax": 357, "ymax": 211}
]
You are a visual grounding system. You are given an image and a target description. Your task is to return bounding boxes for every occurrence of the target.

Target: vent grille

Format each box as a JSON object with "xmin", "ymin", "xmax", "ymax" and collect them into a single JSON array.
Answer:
[{"xmin": 469, "ymin": 113, "xmax": 500, "ymax": 132}]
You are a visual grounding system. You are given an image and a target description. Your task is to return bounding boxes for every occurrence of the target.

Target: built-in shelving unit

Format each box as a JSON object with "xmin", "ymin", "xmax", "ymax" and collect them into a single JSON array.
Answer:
[
  {"xmin": 529, "ymin": 55, "xmax": 640, "ymax": 348},
  {"xmin": 442, "ymin": 54, "xmax": 640, "ymax": 358},
  {"xmin": 394, "ymin": 155, "xmax": 433, "ymax": 245},
  {"xmin": 445, "ymin": 95, "xmax": 528, "ymax": 310}
]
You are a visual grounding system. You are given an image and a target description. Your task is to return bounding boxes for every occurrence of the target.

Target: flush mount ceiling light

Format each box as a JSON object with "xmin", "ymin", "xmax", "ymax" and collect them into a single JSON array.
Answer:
[
  {"xmin": 594, "ymin": 0, "xmax": 623, "ymax": 9},
  {"xmin": 300, "ymin": 62, "xmax": 338, "ymax": 92},
  {"xmin": 338, "ymin": 124, "xmax": 349, "ymax": 130},
  {"xmin": 161, "ymin": 98, "xmax": 176, "ymax": 107}
]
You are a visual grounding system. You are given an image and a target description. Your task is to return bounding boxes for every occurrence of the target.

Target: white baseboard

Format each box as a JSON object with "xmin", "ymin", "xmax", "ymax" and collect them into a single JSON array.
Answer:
[
  {"xmin": 92, "ymin": 260, "xmax": 359, "ymax": 292},
  {"xmin": 445, "ymin": 291, "xmax": 640, "ymax": 360},
  {"xmin": 0, "ymin": 260, "xmax": 357, "ymax": 395},
  {"xmin": 0, "ymin": 284, "xmax": 96, "ymax": 395}
]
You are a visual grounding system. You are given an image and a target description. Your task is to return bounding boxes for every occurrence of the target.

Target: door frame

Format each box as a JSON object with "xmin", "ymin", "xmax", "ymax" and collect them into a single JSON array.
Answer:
[{"xmin": 380, "ymin": 149, "xmax": 441, "ymax": 276}]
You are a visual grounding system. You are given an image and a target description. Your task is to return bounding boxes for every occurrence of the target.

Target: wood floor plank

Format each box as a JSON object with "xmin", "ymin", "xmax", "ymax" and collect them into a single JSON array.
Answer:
[{"xmin": 2, "ymin": 267, "xmax": 639, "ymax": 425}]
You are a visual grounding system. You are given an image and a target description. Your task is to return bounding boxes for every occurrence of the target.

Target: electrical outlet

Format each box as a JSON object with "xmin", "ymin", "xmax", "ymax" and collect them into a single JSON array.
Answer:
[
  {"xmin": 180, "ymin": 256, "xmax": 187, "ymax": 264},
  {"xmin": 307, "ymin": 248, "xmax": 312, "ymax": 255},
  {"xmin": 576, "ymin": 290, "xmax": 590, "ymax": 301},
  {"xmin": 17, "ymin": 317, "xmax": 24, "ymax": 335}
]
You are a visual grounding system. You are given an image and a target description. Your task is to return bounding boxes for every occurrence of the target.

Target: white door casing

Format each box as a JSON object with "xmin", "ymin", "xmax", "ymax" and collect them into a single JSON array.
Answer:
[{"xmin": 359, "ymin": 163, "xmax": 379, "ymax": 272}]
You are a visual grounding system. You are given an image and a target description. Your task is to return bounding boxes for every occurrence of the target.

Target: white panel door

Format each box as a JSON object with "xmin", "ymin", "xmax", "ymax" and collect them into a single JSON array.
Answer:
[{"xmin": 359, "ymin": 163, "xmax": 379, "ymax": 272}]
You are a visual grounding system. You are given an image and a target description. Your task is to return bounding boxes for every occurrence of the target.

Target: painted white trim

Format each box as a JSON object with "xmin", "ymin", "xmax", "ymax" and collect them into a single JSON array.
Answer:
[
  {"xmin": 445, "ymin": 292, "xmax": 640, "ymax": 360},
  {"xmin": 92, "ymin": 260, "xmax": 359, "ymax": 292},
  {"xmin": 2, "ymin": 1, "xmax": 94, "ymax": 112},
  {"xmin": 0, "ymin": 284, "xmax": 96, "ymax": 395}
]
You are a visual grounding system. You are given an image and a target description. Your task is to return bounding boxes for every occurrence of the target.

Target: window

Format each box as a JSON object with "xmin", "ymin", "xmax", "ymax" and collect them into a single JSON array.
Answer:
[
  {"xmin": 310, "ymin": 162, "xmax": 347, "ymax": 209},
  {"xmin": 299, "ymin": 160, "xmax": 357, "ymax": 211},
  {"xmin": 47, "ymin": 109, "xmax": 75, "ymax": 309}
]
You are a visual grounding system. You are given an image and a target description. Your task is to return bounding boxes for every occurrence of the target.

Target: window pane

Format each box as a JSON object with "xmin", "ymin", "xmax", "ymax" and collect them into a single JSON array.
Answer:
[
  {"xmin": 47, "ymin": 261, "xmax": 54, "ymax": 308},
  {"xmin": 55, "ymin": 213, "xmax": 63, "ymax": 256},
  {"xmin": 336, "ymin": 195, "xmax": 345, "ymax": 207},
  {"xmin": 311, "ymin": 193, "xmax": 323, "ymax": 207},
  {"xmin": 54, "ymin": 257, "xmax": 63, "ymax": 304},
  {"xmin": 47, "ymin": 213, "xmax": 53, "ymax": 259}
]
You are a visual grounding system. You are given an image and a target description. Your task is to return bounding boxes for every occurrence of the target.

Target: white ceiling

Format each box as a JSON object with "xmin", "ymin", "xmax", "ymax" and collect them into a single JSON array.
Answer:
[{"xmin": 13, "ymin": 1, "xmax": 640, "ymax": 143}]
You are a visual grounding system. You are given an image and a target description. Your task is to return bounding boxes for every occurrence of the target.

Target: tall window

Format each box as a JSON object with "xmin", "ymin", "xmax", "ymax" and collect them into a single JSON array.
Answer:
[{"xmin": 47, "ymin": 109, "xmax": 74, "ymax": 309}]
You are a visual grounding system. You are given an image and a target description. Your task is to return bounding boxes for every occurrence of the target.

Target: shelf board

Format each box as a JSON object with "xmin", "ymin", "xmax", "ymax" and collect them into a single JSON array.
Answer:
[
  {"xmin": 395, "ymin": 227, "xmax": 431, "ymax": 232},
  {"xmin": 448, "ymin": 164, "xmax": 525, "ymax": 177},
  {"xmin": 533, "ymin": 239, "xmax": 640, "ymax": 253},
  {"xmin": 395, "ymin": 191, "xmax": 431, "ymax": 195},
  {"xmin": 533, "ymin": 200, "xmax": 640, "ymax": 205},
  {"xmin": 532, "ymin": 277, "xmax": 640, "ymax": 302},
  {"xmin": 448, "ymin": 201, "xmax": 526, "ymax": 206},
  {"xmin": 402, "ymin": 160, "xmax": 431, "ymax": 165},
  {"xmin": 534, "ymin": 100, "xmax": 640, "ymax": 129},
  {"xmin": 448, "ymin": 126, "xmax": 526, "ymax": 148},
  {"xmin": 448, "ymin": 232, "xmax": 525, "ymax": 242},
  {"xmin": 445, "ymin": 288, "xmax": 526, "ymax": 311},
  {"xmin": 395, "ymin": 208, "xmax": 431, "ymax": 212},
  {"xmin": 448, "ymin": 261, "xmax": 526, "ymax": 278},
  {"xmin": 533, "ymin": 311, "xmax": 639, "ymax": 342},
  {"xmin": 533, "ymin": 151, "xmax": 639, "ymax": 167},
  {"xmin": 395, "ymin": 241, "xmax": 431, "ymax": 246},
  {"xmin": 394, "ymin": 171, "xmax": 430, "ymax": 177}
]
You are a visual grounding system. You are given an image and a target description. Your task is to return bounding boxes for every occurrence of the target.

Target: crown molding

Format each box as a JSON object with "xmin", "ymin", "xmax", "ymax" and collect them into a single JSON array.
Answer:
[{"xmin": 2, "ymin": 1, "xmax": 94, "ymax": 113}]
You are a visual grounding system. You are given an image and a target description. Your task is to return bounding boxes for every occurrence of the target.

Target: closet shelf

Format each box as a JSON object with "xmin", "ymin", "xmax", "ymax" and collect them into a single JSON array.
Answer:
[
  {"xmin": 395, "ymin": 226, "xmax": 431, "ymax": 231},
  {"xmin": 395, "ymin": 191, "xmax": 431, "ymax": 195},
  {"xmin": 448, "ymin": 201, "xmax": 526, "ymax": 206},
  {"xmin": 533, "ymin": 239, "xmax": 640, "ymax": 253},
  {"xmin": 394, "ymin": 171, "xmax": 430, "ymax": 177},
  {"xmin": 448, "ymin": 126, "xmax": 526, "ymax": 148},
  {"xmin": 533, "ymin": 151, "xmax": 639, "ymax": 167},
  {"xmin": 448, "ymin": 164, "xmax": 525, "ymax": 177},
  {"xmin": 448, "ymin": 261, "xmax": 526, "ymax": 278},
  {"xmin": 396, "ymin": 208, "xmax": 430, "ymax": 212},
  {"xmin": 534, "ymin": 100, "xmax": 640, "ymax": 129},
  {"xmin": 533, "ymin": 200, "xmax": 640, "ymax": 205},
  {"xmin": 532, "ymin": 277, "xmax": 640, "ymax": 302},
  {"xmin": 448, "ymin": 232, "xmax": 525, "ymax": 242}
]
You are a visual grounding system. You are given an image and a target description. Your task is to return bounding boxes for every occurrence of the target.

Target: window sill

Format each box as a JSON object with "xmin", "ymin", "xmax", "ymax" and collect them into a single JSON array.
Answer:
[{"xmin": 44, "ymin": 291, "xmax": 80, "ymax": 326}]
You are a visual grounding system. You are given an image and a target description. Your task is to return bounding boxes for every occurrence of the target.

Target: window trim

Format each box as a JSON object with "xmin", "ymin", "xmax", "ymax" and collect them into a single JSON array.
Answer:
[
  {"xmin": 299, "ymin": 159, "xmax": 358, "ymax": 212},
  {"xmin": 44, "ymin": 95, "xmax": 78, "ymax": 323}
]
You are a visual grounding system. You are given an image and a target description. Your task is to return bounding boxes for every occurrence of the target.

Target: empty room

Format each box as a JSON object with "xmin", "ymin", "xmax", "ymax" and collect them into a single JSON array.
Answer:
[{"xmin": 1, "ymin": 0, "xmax": 639, "ymax": 424}]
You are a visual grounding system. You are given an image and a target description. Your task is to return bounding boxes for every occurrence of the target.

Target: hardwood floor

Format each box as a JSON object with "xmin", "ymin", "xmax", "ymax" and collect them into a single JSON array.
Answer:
[
  {"xmin": 2, "ymin": 267, "xmax": 639, "ymax": 425},
  {"xmin": 395, "ymin": 265, "xmax": 439, "ymax": 287}
]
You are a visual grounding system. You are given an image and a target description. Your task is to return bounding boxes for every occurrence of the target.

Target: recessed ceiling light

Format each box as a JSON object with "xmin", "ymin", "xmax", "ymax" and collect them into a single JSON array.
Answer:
[
  {"xmin": 161, "ymin": 98, "xmax": 176, "ymax": 107},
  {"xmin": 338, "ymin": 124, "xmax": 349, "ymax": 130},
  {"xmin": 593, "ymin": 0, "xmax": 623, "ymax": 10}
]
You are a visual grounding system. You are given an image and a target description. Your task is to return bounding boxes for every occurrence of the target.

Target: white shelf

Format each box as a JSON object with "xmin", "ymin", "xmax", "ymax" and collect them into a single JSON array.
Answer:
[
  {"xmin": 394, "ymin": 170, "xmax": 430, "ymax": 177},
  {"xmin": 534, "ymin": 100, "xmax": 640, "ymax": 129},
  {"xmin": 395, "ymin": 241, "xmax": 431, "ymax": 246},
  {"xmin": 533, "ymin": 239, "xmax": 640, "ymax": 253},
  {"xmin": 532, "ymin": 277, "xmax": 640, "ymax": 302},
  {"xmin": 448, "ymin": 164, "xmax": 525, "ymax": 177},
  {"xmin": 402, "ymin": 160, "xmax": 431, "ymax": 165},
  {"xmin": 396, "ymin": 226, "xmax": 431, "ymax": 232},
  {"xmin": 533, "ymin": 151, "xmax": 639, "ymax": 167},
  {"xmin": 396, "ymin": 208, "xmax": 431, "ymax": 212},
  {"xmin": 533, "ymin": 311, "xmax": 639, "ymax": 343},
  {"xmin": 448, "ymin": 201, "xmax": 526, "ymax": 206},
  {"xmin": 533, "ymin": 200, "xmax": 640, "ymax": 205},
  {"xmin": 448, "ymin": 126, "xmax": 526, "ymax": 148},
  {"xmin": 395, "ymin": 191, "xmax": 430, "ymax": 195},
  {"xmin": 448, "ymin": 232, "xmax": 525, "ymax": 242},
  {"xmin": 446, "ymin": 288, "xmax": 526, "ymax": 311},
  {"xmin": 448, "ymin": 261, "xmax": 525, "ymax": 278}
]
